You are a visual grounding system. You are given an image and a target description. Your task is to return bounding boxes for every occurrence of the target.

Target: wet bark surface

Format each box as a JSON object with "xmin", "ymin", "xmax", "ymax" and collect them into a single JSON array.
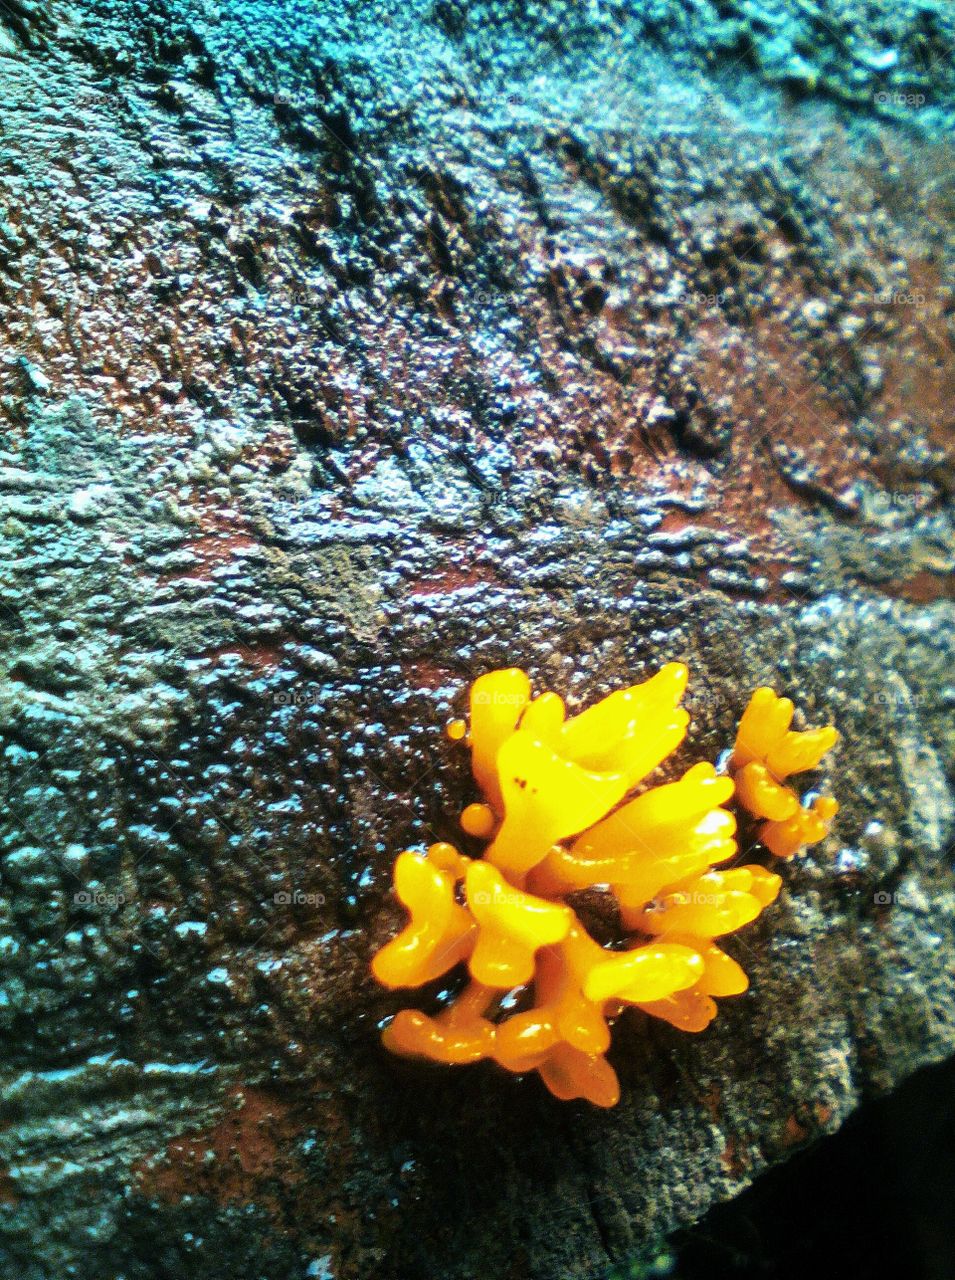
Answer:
[{"xmin": 0, "ymin": 2, "xmax": 953, "ymax": 1277}]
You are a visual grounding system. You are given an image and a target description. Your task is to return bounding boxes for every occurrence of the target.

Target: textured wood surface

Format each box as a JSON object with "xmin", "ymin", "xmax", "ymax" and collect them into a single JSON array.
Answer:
[{"xmin": 0, "ymin": 3, "xmax": 953, "ymax": 1277}]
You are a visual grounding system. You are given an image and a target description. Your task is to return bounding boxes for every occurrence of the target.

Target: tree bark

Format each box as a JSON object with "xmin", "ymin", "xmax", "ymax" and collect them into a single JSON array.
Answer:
[{"xmin": 0, "ymin": 2, "xmax": 953, "ymax": 1277}]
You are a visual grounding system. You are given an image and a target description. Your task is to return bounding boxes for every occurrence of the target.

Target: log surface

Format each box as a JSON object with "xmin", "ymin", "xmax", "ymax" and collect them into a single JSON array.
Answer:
[{"xmin": 0, "ymin": 2, "xmax": 953, "ymax": 1277}]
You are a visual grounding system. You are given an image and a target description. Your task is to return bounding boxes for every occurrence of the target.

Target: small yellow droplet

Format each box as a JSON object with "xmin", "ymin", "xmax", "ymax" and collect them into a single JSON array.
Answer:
[
  {"xmin": 460, "ymin": 803, "xmax": 496, "ymax": 839},
  {"xmin": 446, "ymin": 718, "xmax": 467, "ymax": 741}
]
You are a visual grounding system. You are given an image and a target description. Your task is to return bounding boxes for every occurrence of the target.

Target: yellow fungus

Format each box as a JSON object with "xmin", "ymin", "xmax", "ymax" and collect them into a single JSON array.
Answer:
[
  {"xmin": 519, "ymin": 690, "xmax": 565, "ymax": 744},
  {"xmin": 536, "ymin": 1041, "xmax": 621, "ymax": 1108},
  {"xmin": 766, "ymin": 726, "xmax": 839, "ymax": 779},
  {"xmin": 426, "ymin": 840, "xmax": 471, "ymax": 879},
  {"xmin": 760, "ymin": 795, "xmax": 840, "ymax": 859},
  {"xmin": 383, "ymin": 982, "xmax": 497, "ymax": 1064},
  {"xmin": 373, "ymin": 666, "xmax": 839, "ymax": 1104},
  {"xmin": 559, "ymin": 663, "xmax": 689, "ymax": 773},
  {"xmin": 469, "ymin": 668, "xmax": 531, "ymax": 811},
  {"xmin": 492, "ymin": 921, "xmax": 619, "ymax": 1063},
  {"xmin": 734, "ymin": 762, "xmax": 800, "ymax": 821},
  {"xmin": 485, "ymin": 732, "xmax": 631, "ymax": 877},
  {"xmin": 637, "ymin": 987, "xmax": 718, "ymax": 1033},
  {"xmin": 530, "ymin": 762, "xmax": 738, "ymax": 901},
  {"xmin": 662, "ymin": 935, "xmax": 749, "ymax": 996},
  {"xmin": 612, "ymin": 850, "xmax": 736, "ymax": 931},
  {"xmin": 630, "ymin": 869, "xmax": 766, "ymax": 938},
  {"xmin": 730, "ymin": 687, "xmax": 794, "ymax": 770},
  {"xmin": 492, "ymin": 1004, "xmax": 559, "ymax": 1072},
  {"xmin": 745, "ymin": 864, "xmax": 784, "ymax": 906},
  {"xmin": 730, "ymin": 688, "xmax": 839, "ymax": 858},
  {"xmin": 584, "ymin": 942, "xmax": 704, "ymax": 1004},
  {"xmin": 371, "ymin": 851, "xmax": 476, "ymax": 989},
  {"xmin": 465, "ymin": 861, "xmax": 572, "ymax": 987}
]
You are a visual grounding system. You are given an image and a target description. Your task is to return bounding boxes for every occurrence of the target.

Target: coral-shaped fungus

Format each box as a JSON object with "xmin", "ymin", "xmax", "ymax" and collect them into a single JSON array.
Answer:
[{"xmin": 372, "ymin": 668, "xmax": 838, "ymax": 1107}]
